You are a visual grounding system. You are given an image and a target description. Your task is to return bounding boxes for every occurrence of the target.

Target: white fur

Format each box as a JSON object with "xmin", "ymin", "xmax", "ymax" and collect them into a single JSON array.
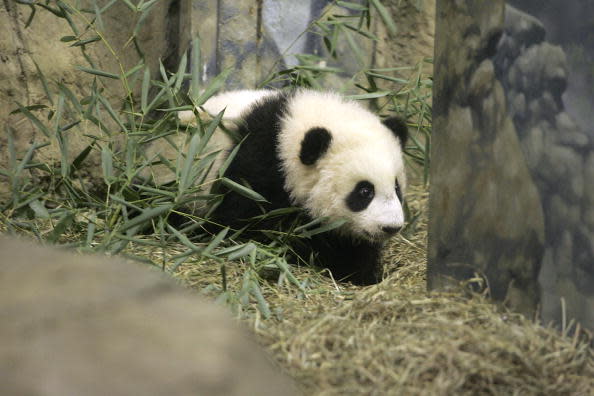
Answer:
[
  {"xmin": 200, "ymin": 89, "xmax": 276, "ymax": 120},
  {"xmin": 177, "ymin": 89, "xmax": 276, "ymax": 126},
  {"xmin": 277, "ymin": 90, "xmax": 407, "ymax": 240}
]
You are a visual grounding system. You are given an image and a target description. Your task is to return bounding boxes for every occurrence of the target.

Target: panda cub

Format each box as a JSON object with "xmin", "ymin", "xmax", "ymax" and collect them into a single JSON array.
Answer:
[{"xmin": 179, "ymin": 89, "xmax": 408, "ymax": 285}]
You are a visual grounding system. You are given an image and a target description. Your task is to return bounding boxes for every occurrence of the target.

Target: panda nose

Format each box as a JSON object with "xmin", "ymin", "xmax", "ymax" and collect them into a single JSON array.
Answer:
[{"xmin": 381, "ymin": 225, "xmax": 401, "ymax": 235}]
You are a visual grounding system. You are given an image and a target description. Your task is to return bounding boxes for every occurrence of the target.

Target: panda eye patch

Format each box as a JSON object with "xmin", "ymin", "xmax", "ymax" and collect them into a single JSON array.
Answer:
[{"xmin": 346, "ymin": 181, "xmax": 375, "ymax": 212}]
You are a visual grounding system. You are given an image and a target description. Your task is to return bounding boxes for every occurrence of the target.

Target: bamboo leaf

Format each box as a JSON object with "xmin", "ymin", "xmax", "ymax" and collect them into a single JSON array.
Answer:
[
  {"xmin": 134, "ymin": 184, "xmax": 176, "ymax": 198},
  {"xmin": 190, "ymin": 37, "xmax": 202, "ymax": 103},
  {"xmin": 369, "ymin": 0, "xmax": 397, "ymax": 36},
  {"xmin": 71, "ymin": 36, "xmax": 101, "ymax": 47},
  {"xmin": 33, "ymin": 60, "xmax": 53, "ymax": 105},
  {"xmin": 101, "ymin": 145, "xmax": 114, "ymax": 184},
  {"xmin": 295, "ymin": 65, "xmax": 343, "ymax": 73},
  {"xmin": 13, "ymin": 102, "xmax": 52, "ymax": 137},
  {"xmin": 346, "ymin": 91, "xmax": 392, "ymax": 100},
  {"xmin": 167, "ymin": 223, "xmax": 202, "ymax": 252},
  {"xmin": 60, "ymin": 120, "xmax": 81, "ymax": 132},
  {"xmin": 6, "ymin": 126, "xmax": 17, "ymax": 171},
  {"xmin": 179, "ymin": 132, "xmax": 202, "ymax": 193},
  {"xmin": 195, "ymin": 67, "xmax": 233, "ymax": 106},
  {"xmin": 195, "ymin": 110, "xmax": 224, "ymax": 154},
  {"xmin": 124, "ymin": 61, "xmax": 145, "ymax": 78},
  {"xmin": 57, "ymin": 82, "xmax": 82, "ymax": 112},
  {"xmin": 9, "ymin": 104, "xmax": 48, "ymax": 115},
  {"xmin": 275, "ymin": 258, "xmax": 306, "ymax": 292},
  {"xmin": 220, "ymin": 178, "xmax": 268, "ymax": 203},
  {"xmin": 141, "ymin": 66, "xmax": 150, "ymax": 113},
  {"xmin": 145, "ymin": 85, "xmax": 167, "ymax": 114},
  {"xmin": 29, "ymin": 199, "xmax": 50, "ymax": 219},
  {"xmin": 140, "ymin": 0, "xmax": 161, "ymax": 11},
  {"xmin": 120, "ymin": 0, "xmax": 137, "ymax": 12},
  {"xmin": 157, "ymin": 105, "xmax": 194, "ymax": 112},
  {"xmin": 217, "ymin": 137, "xmax": 243, "ymax": 177},
  {"xmin": 202, "ymin": 227, "xmax": 229, "ymax": 255},
  {"xmin": 100, "ymin": 0, "xmax": 119, "ymax": 13},
  {"xmin": 76, "ymin": 66, "xmax": 119, "ymax": 80},
  {"xmin": 250, "ymin": 280, "xmax": 271, "ymax": 318},
  {"xmin": 342, "ymin": 26, "xmax": 365, "ymax": 66},
  {"xmin": 293, "ymin": 216, "xmax": 324, "ymax": 233},
  {"xmin": 24, "ymin": 4, "xmax": 36, "ymax": 28},
  {"xmin": 228, "ymin": 242, "xmax": 256, "ymax": 260},
  {"xmin": 97, "ymin": 93, "xmax": 126, "ymax": 132},
  {"xmin": 300, "ymin": 219, "xmax": 348, "ymax": 238},
  {"xmin": 173, "ymin": 52, "xmax": 187, "ymax": 93},
  {"xmin": 47, "ymin": 212, "xmax": 75, "ymax": 244},
  {"xmin": 133, "ymin": 4, "xmax": 153, "ymax": 37},
  {"xmin": 93, "ymin": 1, "xmax": 105, "ymax": 31},
  {"xmin": 109, "ymin": 194, "xmax": 142, "ymax": 212},
  {"xmin": 85, "ymin": 211, "xmax": 96, "ymax": 247},
  {"xmin": 119, "ymin": 204, "xmax": 174, "ymax": 232},
  {"xmin": 365, "ymin": 72, "xmax": 409, "ymax": 84}
]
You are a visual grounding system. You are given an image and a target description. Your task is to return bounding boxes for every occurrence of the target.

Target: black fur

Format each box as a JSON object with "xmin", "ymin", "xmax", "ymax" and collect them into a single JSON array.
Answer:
[
  {"xmin": 382, "ymin": 116, "xmax": 408, "ymax": 147},
  {"xmin": 299, "ymin": 127, "xmax": 332, "ymax": 165},
  {"xmin": 305, "ymin": 232, "xmax": 384, "ymax": 285},
  {"xmin": 210, "ymin": 92, "xmax": 292, "ymax": 228}
]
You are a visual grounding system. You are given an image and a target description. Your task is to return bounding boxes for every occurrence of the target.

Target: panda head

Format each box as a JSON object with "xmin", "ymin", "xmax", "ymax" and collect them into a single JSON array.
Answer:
[{"xmin": 278, "ymin": 90, "xmax": 408, "ymax": 242}]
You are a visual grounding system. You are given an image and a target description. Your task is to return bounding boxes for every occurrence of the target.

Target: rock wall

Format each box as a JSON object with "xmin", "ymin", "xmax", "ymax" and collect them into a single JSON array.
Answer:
[
  {"xmin": 428, "ymin": 0, "xmax": 545, "ymax": 316},
  {"xmin": 429, "ymin": 0, "xmax": 594, "ymax": 330},
  {"xmin": 0, "ymin": 0, "xmax": 176, "ymax": 202},
  {"xmin": 494, "ymin": 5, "xmax": 594, "ymax": 331},
  {"xmin": 375, "ymin": 0, "xmax": 435, "ymax": 75}
]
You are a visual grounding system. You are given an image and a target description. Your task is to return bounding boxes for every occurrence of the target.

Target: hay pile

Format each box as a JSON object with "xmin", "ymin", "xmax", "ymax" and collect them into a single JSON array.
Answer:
[
  {"xmin": 174, "ymin": 182, "xmax": 594, "ymax": 395},
  {"xmin": 4, "ymin": 181, "xmax": 591, "ymax": 394}
]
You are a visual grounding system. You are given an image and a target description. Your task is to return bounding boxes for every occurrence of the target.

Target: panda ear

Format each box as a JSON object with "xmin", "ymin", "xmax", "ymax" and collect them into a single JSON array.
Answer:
[
  {"xmin": 382, "ymin": 116, "xmax": 408, "ymax": 148},
  {"xmin": 299, "ymin": 127, "xmax": 332, "ymax": 165}
]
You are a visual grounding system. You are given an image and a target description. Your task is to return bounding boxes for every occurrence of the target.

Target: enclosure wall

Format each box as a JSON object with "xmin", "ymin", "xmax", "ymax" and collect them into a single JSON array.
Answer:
[{"xmin": 429, "ymin": 0, "xmax": 594, "ymax": 331}]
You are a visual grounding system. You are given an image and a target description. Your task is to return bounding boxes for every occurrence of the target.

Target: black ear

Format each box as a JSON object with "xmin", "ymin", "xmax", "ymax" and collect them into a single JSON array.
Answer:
[
  {"xmin": 299, "ymin": 127, "xmax": 332, "ymax": 165},
  {"xmin": 382, "ymin": 116, "xmax": 408, "ymax": 147}
]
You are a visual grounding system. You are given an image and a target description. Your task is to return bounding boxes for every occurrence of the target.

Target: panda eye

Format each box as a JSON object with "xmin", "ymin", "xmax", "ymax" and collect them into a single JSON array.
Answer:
[{"xmin": 359, "ymin": 185, "xmax": 374, "ymax": 199}]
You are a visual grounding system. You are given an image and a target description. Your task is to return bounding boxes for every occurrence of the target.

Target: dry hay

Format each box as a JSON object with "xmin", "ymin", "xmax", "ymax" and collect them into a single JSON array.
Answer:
[
  {"xmin": 3, "ymin": 181, "xmax": 592, "ymax": 395},
  {"xmin": 172, "ymin": 182, "xmax": 594, "ymax": 395}
]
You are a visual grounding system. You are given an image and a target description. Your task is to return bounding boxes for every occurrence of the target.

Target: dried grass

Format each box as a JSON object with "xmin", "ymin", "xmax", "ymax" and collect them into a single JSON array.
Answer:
[
  {"xmin": 4, "ymin": 181, "xmax": 591, "ymax": 395},
  {"xmin": 172, "ymin": 181, "xmax": 594, "ymax": 395}
]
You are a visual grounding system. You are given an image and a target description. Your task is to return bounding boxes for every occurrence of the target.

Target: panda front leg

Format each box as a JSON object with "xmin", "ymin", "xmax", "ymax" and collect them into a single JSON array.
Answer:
[{"xmin": 310, "ymin": 233, "xmax": 384, "ymax": 285}]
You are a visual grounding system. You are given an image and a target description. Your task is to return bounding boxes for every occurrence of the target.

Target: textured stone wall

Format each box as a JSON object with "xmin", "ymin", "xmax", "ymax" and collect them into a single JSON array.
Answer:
[
  {"xmin": 0, "ymin": 0, "xmax": 176, "ymax": 202},
  {"xmin": 429, "ymin": 0, "xmax": 594, "ymax": 330},
  {"xmin": 428, "ymin": 0, "xmax": 545, "ymax": 316},
  {"xmin": 494, "ymin": 4, "xmax": 594, "ymax": 331}
]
